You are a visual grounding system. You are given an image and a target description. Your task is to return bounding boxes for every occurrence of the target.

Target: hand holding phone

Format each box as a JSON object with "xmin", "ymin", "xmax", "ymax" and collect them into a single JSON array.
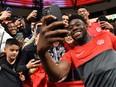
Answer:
[
  {"xmin": 26, "ymin": 59, "xmax": 41, "ymax": 69},
  {"xmin": 33, "ymin": 10, "xmax": 37, "ymax": 13},
  {"xmin": 0, "ymin": 10, "xmax": 11, "ymax": 20}
]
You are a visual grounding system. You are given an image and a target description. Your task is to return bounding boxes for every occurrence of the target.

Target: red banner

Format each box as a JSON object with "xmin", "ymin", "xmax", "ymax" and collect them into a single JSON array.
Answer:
[{"xmin": 5, "ymin": 0, "xmax": 103, "ymax": 8}]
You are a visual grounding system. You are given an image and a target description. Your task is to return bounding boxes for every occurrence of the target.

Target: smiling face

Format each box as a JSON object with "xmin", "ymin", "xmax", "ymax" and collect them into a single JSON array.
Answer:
[
  {"xmin": 14, "ymin": 18, "xmax": 25, "ymax": 29},
  {"xmin": 7, "ymin": 23, "xmax": 17, "ymax": 36},
  {"xmin": 64, "ymin": 35, "xmax": 74, "ymax": 44},
  {"xmin": 77, "ymin": 8, "xmax": 89, "ymax": 20},
  {"xmin": 62, "ymin": 15, "xmax": 69, "ymax": 27},
  {"xmin": 68, "ymin": 19, "xmax": 87, "ymax": 43}
]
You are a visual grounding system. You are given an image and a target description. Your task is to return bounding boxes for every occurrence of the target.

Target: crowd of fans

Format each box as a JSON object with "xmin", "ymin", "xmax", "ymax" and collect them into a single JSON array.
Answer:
[{"xmin": 0, "ymin": 5, "xmax": 116, "ymax": 87}]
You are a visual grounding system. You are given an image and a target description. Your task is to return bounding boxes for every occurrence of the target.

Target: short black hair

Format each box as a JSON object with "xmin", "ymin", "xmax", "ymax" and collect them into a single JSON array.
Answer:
[
  {"xmin": 76, "ymin": 6, "xmax": 88, "ymax": 11},
  {"xmin": 62, "ymin": 13, "xmax": 69, "ymax": 16},
  {"xmin": 5, "ymin": 38, "xmax": 20, "ymax": 47},
  {"xmin": 69, "ymin": 14, "xmax": 86, "ymax": 24}
]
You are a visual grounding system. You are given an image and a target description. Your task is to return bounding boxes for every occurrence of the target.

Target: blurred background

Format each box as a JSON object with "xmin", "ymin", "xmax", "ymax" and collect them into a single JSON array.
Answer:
[{"xmin": 0, "ymin": 0, "xmax": 116, "ymax": 20}]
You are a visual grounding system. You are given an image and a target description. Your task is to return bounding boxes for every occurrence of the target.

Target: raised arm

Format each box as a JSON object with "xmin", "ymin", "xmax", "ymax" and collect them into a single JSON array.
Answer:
[
  {"xmin": 0, "ymin": 11, "xmax": 11, "ymax": 21},
  {"xmin": 37, "ymin": 15, "xmax": 70, "ymax": 81}
]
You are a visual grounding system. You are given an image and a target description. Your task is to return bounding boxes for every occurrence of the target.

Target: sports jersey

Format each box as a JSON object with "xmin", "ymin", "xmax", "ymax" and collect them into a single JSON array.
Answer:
[
  {"xmin": 87, "ymin": 22, "xmax": 102, "ymax": 37},
  {"xmin": 61, "ymin": 31, "xmax": 116, "ymax": 87}
]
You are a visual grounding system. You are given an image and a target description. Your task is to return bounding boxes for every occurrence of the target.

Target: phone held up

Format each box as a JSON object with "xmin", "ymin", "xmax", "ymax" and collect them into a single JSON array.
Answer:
[
  {"xmin": 16, "ymin": 32, "xmax": 23, "ymax": 40},
  {"xmin": 42, "ymin": 4, "xmax": 67, "ymax": 37},
  {"xmin": 34, "ymin": 54, "xmax": 40, "ymax": 60},
  {"xmin": 42, "ymin": 5, "xmax": 63, "ymax": 26}
]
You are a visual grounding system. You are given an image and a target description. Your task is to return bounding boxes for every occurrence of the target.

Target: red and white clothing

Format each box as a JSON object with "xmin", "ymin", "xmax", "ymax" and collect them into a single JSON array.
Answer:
[
  {"xmin": 62, "ymin": 31, "xmax": 116, "ymax": 87},
  {"xmin": 64, "ymin": 22, "xmax": 102, "ymax": 51},
  {"xmin": 87, "ymin": 22, "xmax": 102, "ymax": 37},
  {"xmin": 62, "ymin": 31, "xmax": 116, "ymax": 67}
]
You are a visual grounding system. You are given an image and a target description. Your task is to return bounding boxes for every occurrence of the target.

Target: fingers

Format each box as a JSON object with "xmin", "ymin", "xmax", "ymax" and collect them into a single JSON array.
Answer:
[
  {"xmin": 32, "ymin": 60, "xmax": 41, "ymax": 64},
  {"xmin": 45, "ymin": 29, "xmax": 68, "ymax": 38},
  {"xmin": 27, "ymin": 59, "xmax": 41, "ymax": 69},
  {"xmin": 0, "ymin": 11, "xmax": 11, "ymax": 19},
  {"xmin": 31, "ymin": 60, "xmax": 41, "ymax": 68},
  {"xmin": 100, "ymin": 21, "xmax": 108, "ymax": 28},
  {"xmin": 46, "ymin": 21, "xmax": 67, "ymax": 31},
  {"xmin": 30, "ymin": 59, "xmax": 41, "ymax": 63},
  {"xmin": 37, "ymin": 15, "xmax": 69, "ymax": 52},
  {"xmin": 30, "ymin": 59, "xmax": 35, "ymax": 61},
  {"xmin": 33, "ymin": 64, "xmax": 40, "ymax": 68},
  {"xmin": 32, "ymin": 12, "xmax": 37, "ymax": 18},
  {"xmin": 27, "ymin": 10, "xmax": 37, "ymax": 20},
  {"xmin": 100, "ymin": 21, "xmax": 113, "ymax": 30},
  {"xmin": 40, "ymin": 28, "xmax": 68, "ymax": 44},
  {"xmin": 32, "ymin": 10, "xmax": 37, "ymax": 17},
  {"xmin": 47, "ymin": 37, "xmax": 65, "ymax": 44},
  {"xmin": 42, "ymin": 15, "xmax": 57, "ymax": 26},
  {"xmin": 41, "ymin": 14, "xmax": 68, "ymax": 34}
]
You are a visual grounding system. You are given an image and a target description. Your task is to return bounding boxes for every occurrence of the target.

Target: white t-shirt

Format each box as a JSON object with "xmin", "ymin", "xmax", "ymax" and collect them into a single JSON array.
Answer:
[{"xmin": 0, "ymin": 24, "xmax": 13, "ymax": 52}]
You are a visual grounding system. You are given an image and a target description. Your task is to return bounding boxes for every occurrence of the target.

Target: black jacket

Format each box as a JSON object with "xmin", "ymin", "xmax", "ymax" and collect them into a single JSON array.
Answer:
[{"xmin": 0, "ymin": 56, "xmax": 23, "ymax": 87}]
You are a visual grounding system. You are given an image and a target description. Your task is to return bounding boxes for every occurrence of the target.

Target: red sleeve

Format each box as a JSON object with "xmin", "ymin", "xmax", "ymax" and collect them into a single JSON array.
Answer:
[{"xmin": 61, "ymin": 51, "xmax": 72, "ymax": 65}]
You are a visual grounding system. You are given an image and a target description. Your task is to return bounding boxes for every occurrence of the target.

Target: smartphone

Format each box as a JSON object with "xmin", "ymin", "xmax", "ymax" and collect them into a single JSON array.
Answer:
[
  {"xmin": 42, "ymin": 4, "xmax": 63, "ymax": 25},
  {"xmin": 42, "ymin": 4, "xmax": 65, "ymax": 31},
  {"xmin": 16, "ymin": 33, "xmax": 23, "ymax": 40},
  {"xmin": 34, "ymin": 54, "xmax": 40, "ymax": 60},
  {"xmin": 6, "ymin": 7, "xmax": 13, "ymax": 12}
]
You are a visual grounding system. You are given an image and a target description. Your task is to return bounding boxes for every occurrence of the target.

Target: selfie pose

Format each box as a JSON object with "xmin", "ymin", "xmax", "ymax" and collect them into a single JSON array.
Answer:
[{"xmin": 37, "ymin": 13, "xmax": 116, "ymax": 87}]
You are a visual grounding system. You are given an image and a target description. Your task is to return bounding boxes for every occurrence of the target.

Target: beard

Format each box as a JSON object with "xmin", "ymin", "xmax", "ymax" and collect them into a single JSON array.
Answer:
[{"xmin": 72, "ymin": 31, "xmax": 87, "ymax": 46}]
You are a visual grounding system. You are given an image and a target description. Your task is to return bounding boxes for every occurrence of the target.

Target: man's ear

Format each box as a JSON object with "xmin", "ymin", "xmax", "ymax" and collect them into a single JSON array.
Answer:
[
  {"xmin": 88, "ymin": 11, "xmax": 90, "ymax": 16},
  {"xmin": 4, "ymin": 47, "xmax": 6, "ymax": 52}
]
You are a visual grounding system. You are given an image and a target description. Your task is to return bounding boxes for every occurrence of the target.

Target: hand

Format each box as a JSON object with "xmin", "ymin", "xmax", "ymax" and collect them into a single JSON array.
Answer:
[
  {"xmin": 37, "ymin": 15, "xmax": 69, "ymax": 55},
  {"xmin": 26, "ymin": 59, "xmax": 41, "ymax": 69},
  {"xmin": 19, "ymin": 74, "xmax": 25, "ymax": 81},
  {"xmin": 34, "ymin": 22, "xmax": 42, "ymax": 32},
  {"xmin": 0, "ymin": 11, "xmax": 11, "ymax": 20},
  {"xmin": 100, "ymin": 21, "xmax": 114, "ymax": 32},
  {"xmin": 26, "ymin": 10, "xmax": 37, "ymax": 21},
  {"xmin": 17, "ymin": 38, "xmax": 24, "ymax": 47}
]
